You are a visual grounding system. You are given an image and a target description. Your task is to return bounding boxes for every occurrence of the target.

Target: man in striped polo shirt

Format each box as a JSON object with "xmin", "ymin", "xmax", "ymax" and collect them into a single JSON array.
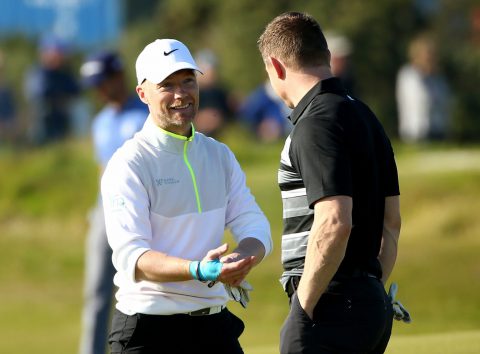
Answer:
[{"xmin": 258, "ymin": 12, "xmax": 401, "ymax": 353}]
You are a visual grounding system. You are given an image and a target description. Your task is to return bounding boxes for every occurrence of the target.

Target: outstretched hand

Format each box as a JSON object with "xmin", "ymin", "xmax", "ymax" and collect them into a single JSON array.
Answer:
[
  {"xmin": 201, "ymin": 243, "xmax": 255, "ymax": 287},
  {"xmin": 189, "ymin": 244, "xmax": 230, "ymax": 282},
  {"xmin": 218, "ymin": 251, "xmax": 255, "ymax": 287}
]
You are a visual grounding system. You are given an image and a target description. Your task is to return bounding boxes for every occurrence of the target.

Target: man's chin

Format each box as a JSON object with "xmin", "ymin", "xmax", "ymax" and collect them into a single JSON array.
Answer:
[{"xmin": 171, "ymin": 117, "xmax": 194, "ymax": 134}]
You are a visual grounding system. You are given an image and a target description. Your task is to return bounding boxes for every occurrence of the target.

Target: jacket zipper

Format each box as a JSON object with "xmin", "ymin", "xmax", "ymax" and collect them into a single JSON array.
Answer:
[{"xmin": 183, "ymin": 137, "xmax": 202, "ymax": 213}]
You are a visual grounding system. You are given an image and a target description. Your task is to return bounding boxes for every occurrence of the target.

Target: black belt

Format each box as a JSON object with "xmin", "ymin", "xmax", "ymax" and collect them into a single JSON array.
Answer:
[
  {"xmin": 333, "ymin": 269, "xmax": 379, "ymax": 281},
  {"xmin": 187, "ymin": 305, "xmax": 225, "ymax": 316},
  {"xmin": 286, "ymin": 269, "xmax": 379, "ymax": 298}
]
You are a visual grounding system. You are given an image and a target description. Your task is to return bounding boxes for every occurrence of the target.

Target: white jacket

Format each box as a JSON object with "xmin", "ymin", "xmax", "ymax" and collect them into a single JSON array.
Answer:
[{"xmin": 101, "ymin": 116, "xmax": 272, "ymax": 315}]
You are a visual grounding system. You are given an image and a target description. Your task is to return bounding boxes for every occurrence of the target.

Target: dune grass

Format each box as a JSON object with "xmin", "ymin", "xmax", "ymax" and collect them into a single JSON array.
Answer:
[{"xmin": 1, "ymin": 131, "xmax": 479, "ymax": 353}]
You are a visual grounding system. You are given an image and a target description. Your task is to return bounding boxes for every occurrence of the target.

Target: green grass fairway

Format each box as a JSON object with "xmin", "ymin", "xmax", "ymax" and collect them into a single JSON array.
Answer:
[
  {"xmin": 387, "ymin": 330, "xmax": 480, "ymax": 354},
  {"xmin": 243, "ymin": 329, "xmax": 480, "ymax": 354},
  {"xmin": 1, "ymin": 132, "xmax": 480, "ymax": 354}
]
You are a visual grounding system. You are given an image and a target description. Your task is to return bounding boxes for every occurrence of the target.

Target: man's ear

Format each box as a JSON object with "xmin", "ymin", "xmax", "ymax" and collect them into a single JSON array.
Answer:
[
  {"xmin": 270, "ymin": 57, "xmax": 286, "ymax": 80},
  {"xmin": 136, "ymin": 84, "xmax": 149, "ymax": 105}
]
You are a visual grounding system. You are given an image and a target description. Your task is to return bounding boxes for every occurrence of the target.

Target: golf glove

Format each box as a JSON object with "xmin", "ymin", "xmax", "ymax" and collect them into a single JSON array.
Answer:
[
  {"xmin": 224, "ymin": 280, "xmax": 253, "ymax": 309},
  {"xmin": 388, "ymin": 282, "xmax": 412, "ymax": 323}
]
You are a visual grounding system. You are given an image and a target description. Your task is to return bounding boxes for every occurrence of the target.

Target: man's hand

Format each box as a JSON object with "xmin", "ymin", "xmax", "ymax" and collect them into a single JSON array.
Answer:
[
  {"xmin": 191, "ymin": 243, "xmax": 255, "ymax": 285},
  {"xmin": 189, "ymin": 259, "xmax": 222, "ymax": 282},
  {"xmin": 218, "ymin": 238, "xmax": 265, "ymax": 287},
  {"xmin": 219, "ymin": 251, "xmax": 256, "ymax": 287},
  {"xmin": 190, "ymin": 244, "xmax": 229, "ymax": 282}
]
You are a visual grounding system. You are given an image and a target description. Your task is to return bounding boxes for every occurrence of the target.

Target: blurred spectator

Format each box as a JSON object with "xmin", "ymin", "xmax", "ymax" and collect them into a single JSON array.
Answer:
[
  {"xmin": 471, "ymin": 6, "xmax": 480, "ymax": 46},
  {"xmin": 23, "ymin": 34, "xmax": 80, "ymax": 145},
  {"xmin": 396, "ymin": 34, "xmax": 451, "ymax": 142},
  {"xmin": 78, "ymin": 51, "xmax": 147, "ymax": 354},
  {"xmin": 325, "ymin": 31, "xmax": 356, "ymax": 95},
  {"xmin": 194, "ymin": 49, "xmax": 233, "ymax": 137},
  {"xmin": 0, "ymin": 50, "xmax": 17, "ymax": 144},
  {"xmin": 238, "ymin": 80, "xmax": 292, "ymax": 142}
]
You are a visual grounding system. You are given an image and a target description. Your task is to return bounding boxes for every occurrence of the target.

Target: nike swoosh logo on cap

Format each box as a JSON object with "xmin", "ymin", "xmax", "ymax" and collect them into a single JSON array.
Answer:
[{"xmin": 164, "ymin": 49, "xmax": 179, "ymax": 56}]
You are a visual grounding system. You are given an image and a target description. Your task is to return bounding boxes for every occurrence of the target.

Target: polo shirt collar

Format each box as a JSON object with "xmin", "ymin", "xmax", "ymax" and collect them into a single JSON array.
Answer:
[{"xmin": 289, "ymin": 77, "xmax": 346, "ymax": 125}]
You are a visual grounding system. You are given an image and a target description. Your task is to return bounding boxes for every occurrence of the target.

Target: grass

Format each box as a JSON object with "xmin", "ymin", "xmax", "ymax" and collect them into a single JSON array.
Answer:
[
  {"xmin": 244, "ymin": 330, "xmax": 480, "ymax": 354},
  {"xmin": 1, "ymin": 131, "xmax": 480, "ymax": 353}
]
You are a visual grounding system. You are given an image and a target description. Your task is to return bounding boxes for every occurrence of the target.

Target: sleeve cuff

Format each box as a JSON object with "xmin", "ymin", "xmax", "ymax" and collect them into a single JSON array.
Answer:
[
  {"xmin": 127, "ymin": 247, "xmax": 150, "ymax": 283},
  {"xmin": 236, "ymin": 230, "xmax": 273, "ymax": 259}
]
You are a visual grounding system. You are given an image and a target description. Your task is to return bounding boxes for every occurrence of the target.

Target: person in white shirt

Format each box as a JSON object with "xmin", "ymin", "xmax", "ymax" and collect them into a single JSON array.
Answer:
[
  {"xmin": 396, "ymin": 34, "xmax": 451, "ymax": 142},
  {"xmin": 101, "ymin": 38, "xmax": 272, "ymax": 354}
]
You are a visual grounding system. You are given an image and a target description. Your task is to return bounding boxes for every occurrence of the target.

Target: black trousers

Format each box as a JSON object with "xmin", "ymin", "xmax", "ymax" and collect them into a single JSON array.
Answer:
[
  {"xmin": 280, "ymin": 277, "xmax": 393, "ymax": 354},
  {"xmin": 109, "ymin": 308, "xmax": 244, "ymax": 354}
]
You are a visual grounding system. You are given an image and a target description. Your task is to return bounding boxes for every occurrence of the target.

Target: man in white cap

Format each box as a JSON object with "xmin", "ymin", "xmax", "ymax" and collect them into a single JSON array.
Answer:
[{"xmin": 101, "ymin": 39, "xmax": 272, "ymax": 354}]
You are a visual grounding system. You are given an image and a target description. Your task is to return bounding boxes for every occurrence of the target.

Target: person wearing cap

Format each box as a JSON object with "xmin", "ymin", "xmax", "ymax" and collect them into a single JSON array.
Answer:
[
  {"xmin": 78, "ymin": 51, "xmax": 148, "ymax": 354},
  {"xmin": 101, "ymin": 39, "xmax": 272, "ymax": 354},
  {"xmin": 258, "ymin": 12, "xmax": 401, "ymax": 353}
]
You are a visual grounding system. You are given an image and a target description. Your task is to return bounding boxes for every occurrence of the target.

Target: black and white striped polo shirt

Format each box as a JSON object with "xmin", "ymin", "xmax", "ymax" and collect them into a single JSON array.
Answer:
[{"xmin": 278, "ymin": 78, "xmax": 400, "ymax": 289}]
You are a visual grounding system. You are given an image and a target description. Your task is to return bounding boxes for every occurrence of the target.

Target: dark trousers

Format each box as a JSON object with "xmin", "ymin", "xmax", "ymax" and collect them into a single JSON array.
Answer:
[
  {"xmin": 280, "ymin": 277, "xmax": 393, "ymax": 354},
  {"xmin": 109, "ymin": 308, "xmax": 244, "ymax": 354}
]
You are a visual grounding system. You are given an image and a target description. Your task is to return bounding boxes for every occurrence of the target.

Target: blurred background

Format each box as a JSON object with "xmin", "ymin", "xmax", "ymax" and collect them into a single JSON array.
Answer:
[
  {"xmin": 1, "ymin": 0, "xmax": 479, "ymax": 353},
  {"xmin": 1, "ymin": 0, "xmax": 480, "ymax": 142}
]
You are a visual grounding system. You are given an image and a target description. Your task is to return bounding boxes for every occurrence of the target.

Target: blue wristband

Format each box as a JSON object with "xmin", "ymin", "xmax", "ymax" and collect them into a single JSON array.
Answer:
[
  {"xmin": 198, "ymin": 259, "xmax": 223, "ymax": 281},
  {"xmin": 189, "ymin": 261, "xmax": 200, "ymax": 280}
]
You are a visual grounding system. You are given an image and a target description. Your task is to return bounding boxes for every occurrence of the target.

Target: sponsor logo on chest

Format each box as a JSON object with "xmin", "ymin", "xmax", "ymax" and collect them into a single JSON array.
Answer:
[{"xmin": 155, "ymin": 177, "xmax": 180, "ymax": 186}]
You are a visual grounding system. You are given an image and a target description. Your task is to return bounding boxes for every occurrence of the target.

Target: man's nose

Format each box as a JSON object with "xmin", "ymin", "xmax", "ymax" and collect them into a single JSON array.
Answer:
[{"xmin": 173, "ymin": 84, "xmax": 188, "ymax": 98}]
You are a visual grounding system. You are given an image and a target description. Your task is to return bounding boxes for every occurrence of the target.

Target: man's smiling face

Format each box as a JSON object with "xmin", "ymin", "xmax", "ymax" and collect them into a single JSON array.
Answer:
[{"xmin": 137, "ymin": 69, "xmax": 199, "ymax": 136}]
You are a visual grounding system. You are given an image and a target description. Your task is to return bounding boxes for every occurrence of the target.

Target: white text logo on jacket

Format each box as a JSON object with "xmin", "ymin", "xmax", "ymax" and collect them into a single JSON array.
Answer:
[{"xmin": 155, "ymin": 177, "xmax": 180, "ymax": 186}]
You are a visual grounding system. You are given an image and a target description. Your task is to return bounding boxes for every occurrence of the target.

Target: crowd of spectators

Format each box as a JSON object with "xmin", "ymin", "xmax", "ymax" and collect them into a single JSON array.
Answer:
[{"xmin": 0, "ymin": 32, "xmax": 454, "ymax": 147}]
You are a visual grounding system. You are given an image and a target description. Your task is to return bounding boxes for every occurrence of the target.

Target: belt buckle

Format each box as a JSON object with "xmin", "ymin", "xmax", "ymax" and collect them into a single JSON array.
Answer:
[
  {"xmin": 190, "ymin": 307, "xmax": 211, "ymax": 316},
  {"xmin": 188, "ymin": 306, "xmax": 223, "ymax": 316}
]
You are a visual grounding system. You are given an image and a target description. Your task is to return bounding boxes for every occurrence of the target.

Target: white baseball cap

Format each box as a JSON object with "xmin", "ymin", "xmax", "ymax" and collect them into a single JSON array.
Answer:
[{"xmin": 135, "ymin": 39, "xmax": 202, "ymax": 85}]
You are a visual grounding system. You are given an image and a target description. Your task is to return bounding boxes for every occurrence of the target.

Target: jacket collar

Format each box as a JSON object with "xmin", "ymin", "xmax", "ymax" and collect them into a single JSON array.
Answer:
[{"xmin": 142, "ymin": 115, "xmax": 195, "ymax": 154}]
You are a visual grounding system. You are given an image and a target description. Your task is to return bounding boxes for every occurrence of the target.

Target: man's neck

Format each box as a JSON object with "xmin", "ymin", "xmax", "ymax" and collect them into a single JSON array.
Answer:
[{"xmin": 287, "ymin": 66, "xmax": 333, "ymax": 108}]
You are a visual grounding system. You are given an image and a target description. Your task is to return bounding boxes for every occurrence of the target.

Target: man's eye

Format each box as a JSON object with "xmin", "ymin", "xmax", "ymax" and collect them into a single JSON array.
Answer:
[{"xmin": 160, "ymin": 83, "xmax": 172, "ymax": 89}]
